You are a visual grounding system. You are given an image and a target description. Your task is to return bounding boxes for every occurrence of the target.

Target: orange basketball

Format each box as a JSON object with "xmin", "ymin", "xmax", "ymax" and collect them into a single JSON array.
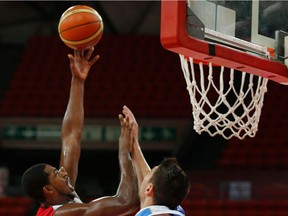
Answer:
[{"xmin": 58, "ymin": 5, "xmax": 104, "ymax": 50}]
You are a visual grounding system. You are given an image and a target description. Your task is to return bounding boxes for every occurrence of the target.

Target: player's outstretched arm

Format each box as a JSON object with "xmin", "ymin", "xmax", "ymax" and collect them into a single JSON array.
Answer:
[
  {"xmin": 60, "ymin": 48, "xmax": 99, "ymax": 187},
  {"xmin": 122, "ymin": 105, "xmax": 150, "ymax": 188},
  {"xmin": 54, "ymin": 106, "xmax": 139, "ymax": 216}
]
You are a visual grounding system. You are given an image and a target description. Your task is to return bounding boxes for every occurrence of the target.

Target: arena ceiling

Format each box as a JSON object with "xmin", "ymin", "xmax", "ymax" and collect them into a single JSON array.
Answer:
[{"xmin": 0, "ymin": 1, "xmax": 161, "ymax": 45}]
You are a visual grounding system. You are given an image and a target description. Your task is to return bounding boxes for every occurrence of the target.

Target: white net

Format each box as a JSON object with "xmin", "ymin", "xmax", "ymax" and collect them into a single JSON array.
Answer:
[{"xmin": 180, "ymin": 54, "xmax": 269, "ymax": 139}]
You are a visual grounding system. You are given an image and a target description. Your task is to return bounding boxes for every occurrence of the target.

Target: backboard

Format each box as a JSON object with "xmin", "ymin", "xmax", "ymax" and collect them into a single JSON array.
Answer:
[{"xmin": 160, "ymin": 0, "xmax": 288, "ymax": 84}]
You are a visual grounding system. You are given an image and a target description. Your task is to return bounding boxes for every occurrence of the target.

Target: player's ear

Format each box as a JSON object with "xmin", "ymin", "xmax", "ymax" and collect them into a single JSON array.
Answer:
[
  {"xmin": 43, "ymin": 185, "xmax": 54, "ymax": 195},
  {"xmin": 145, "ymin": 183, "xmax": 154, "ymax": 196}
]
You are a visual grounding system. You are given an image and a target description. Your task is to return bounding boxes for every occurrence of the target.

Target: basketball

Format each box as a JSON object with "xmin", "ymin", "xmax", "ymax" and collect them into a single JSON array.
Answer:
[{"xmin": 58, "ymin": 5, "xmax": 104, "ymax": 50}]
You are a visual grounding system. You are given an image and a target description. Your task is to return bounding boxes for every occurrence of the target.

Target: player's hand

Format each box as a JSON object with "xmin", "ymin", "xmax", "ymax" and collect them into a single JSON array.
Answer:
[
  {"xmin": 68, "ymin": 47, "xmax": 100, "ymax": 81},
  {"xmin": 119, "ymin": 110, "xmax": 133, "ymax": 152},
  {"xmin": 122, "ymin": 106, "xmax": 139, "ymax": 142}
]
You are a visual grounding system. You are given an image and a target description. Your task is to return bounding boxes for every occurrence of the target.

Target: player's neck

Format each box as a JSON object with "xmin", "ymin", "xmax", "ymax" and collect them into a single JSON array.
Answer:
[
  {"xmin": 140, "ymin": 197, "xmax": 154, "ymax": 209},
  {"xmin": 42, "ymin": 195, "xmax": 71, "ymax": 208},
  {"xmin": 40, "ymin": 201, "xmax": 51, "ymax": 209}
]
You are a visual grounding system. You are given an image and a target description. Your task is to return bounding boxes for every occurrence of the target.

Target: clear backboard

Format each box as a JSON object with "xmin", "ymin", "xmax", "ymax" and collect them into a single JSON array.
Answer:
[{"xmin": 161, "ymin": 0, "xmax": 288, "ymax": 84}]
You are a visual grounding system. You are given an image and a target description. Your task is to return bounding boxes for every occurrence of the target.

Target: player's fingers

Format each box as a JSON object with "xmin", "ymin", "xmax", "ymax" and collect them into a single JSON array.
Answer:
[
  {"xmin": 122, "ymin": 106, "xmax": 129, "ymax": 116},
  {"xmin": 123, "ymin": 105, "xmax": 136, "ymax": 122},
  {"xmin": 85, "ymin": 47, "xmax": 94, "ymax": 60},
  {"xmin": 125, "ymin": 116, "xmax": 134, "ymax": 132},
  {"xmin": 125, "ymin": 115, "xmax": 130, "ymax": 126},
  {"xmin": 128, "ymin": 121, "xmax": 133, "ymax": 131},
  {"xmin": 73, "ymin": 49, "xmax": 77, "ymax": 57},
  {"xmin": 74, "ymin": 49, "xmax": 81, "ymax": 59},
  {"xmin": 68, "ymin": 54, "xmax": 74, "ymax": 61},
  {"xmin": 119, "ymin": 114, "xmax": 125, "ymax": 125},
  {"xmin": 89, "ymin": 55, "xmax": 100, "ymax": 66}
]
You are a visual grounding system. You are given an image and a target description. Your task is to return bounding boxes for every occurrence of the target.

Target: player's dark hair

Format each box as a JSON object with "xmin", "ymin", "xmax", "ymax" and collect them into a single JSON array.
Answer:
[
  {"xmin": 150, "ymin": 157, "xmax": 190, "ymax": 209},
  {"xmin": 22, "ymin": 163, "xmax": 49, "ymax": 203}
]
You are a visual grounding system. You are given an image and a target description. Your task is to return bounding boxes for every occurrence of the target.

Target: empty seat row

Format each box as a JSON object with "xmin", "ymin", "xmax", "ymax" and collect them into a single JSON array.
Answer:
[{"xmin": 0, "ymin": 35, "xmax": 191, "ymax": 118}]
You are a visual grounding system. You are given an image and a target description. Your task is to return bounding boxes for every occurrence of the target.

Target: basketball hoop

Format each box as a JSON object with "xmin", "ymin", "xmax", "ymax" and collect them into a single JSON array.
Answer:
[{"xmin": 179, "ymin": 55, "xmax": 268, "ymax": 139}]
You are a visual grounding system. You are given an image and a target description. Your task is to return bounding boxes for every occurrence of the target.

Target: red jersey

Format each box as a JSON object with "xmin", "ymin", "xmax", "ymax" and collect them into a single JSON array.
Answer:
[
  {"xmin": 36, "ymin": 197, "xmax": 82, "ymax": 216},
  {"xmin": 36, "ymin": 206, "xmax": 55, "ymax": 216}
]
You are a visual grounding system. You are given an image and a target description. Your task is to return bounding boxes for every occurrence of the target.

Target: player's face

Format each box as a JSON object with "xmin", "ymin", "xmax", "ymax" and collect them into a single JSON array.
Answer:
[{"xmin": 44, "ymin": 165, "xmax": 75, "ymax": 197}]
